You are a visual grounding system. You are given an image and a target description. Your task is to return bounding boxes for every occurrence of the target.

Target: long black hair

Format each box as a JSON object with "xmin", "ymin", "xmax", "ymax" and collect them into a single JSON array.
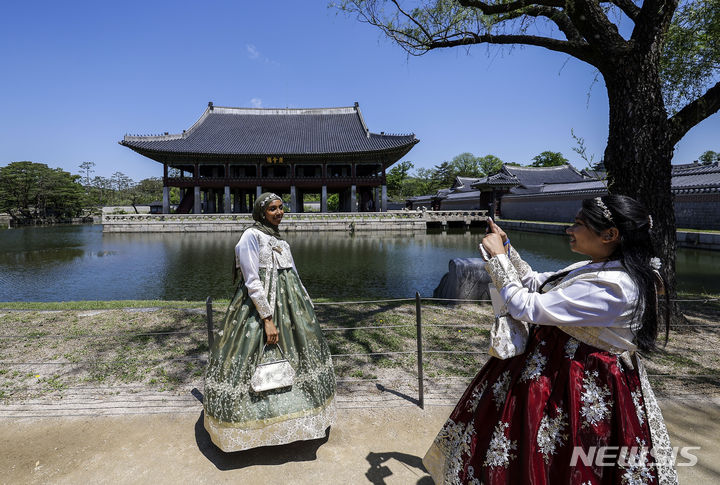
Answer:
[{"xmin": 540, "ymin": 195, "xmax": 669, "ymax": 352}]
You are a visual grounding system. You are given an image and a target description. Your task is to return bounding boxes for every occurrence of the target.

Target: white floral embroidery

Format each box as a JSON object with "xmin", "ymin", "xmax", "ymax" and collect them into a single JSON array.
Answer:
[
  {"xmin": 466, "ymin": 381, "xmax": 488, "ymax": 412},
  {"xmin": 485, "ymin": 254, "xmax": 521, "ymax": 291},
  {"xmin": 484, "ymin": 421, "xmax": 517, "ymax": 468},
  {"xmin": 508, "ymin": 246, "xmax": 532, "ymax": 278},
  {"xmin": 433, "ymin": 418, "xmax": 475, "ymax": 484},
  {"xmin": 564, "ymin": 338, "xmax": 579, "ymax": 359},
  {"xmin": 619, "ymin": 437, "xmax": 655, "ymax": 485},
  {"xmin": 617, "ymin": 355, "xmax": 625, "ymax": 373},
  {"xmin": 635, "ymin": 355, "xmax": 679, "ymax": 485},
  {"xmin": 205, "ymin": 399, "xmax": 336, "ymax": 452},
  {"xmin": 492, "ymin": 371, "xmax": 511, "ymax": 410},
  {"xmin": 580, "ymin": 370, "xmax": 614, "ymax": 427},
  {"xmin": 536, "ymin": 409, "xmax": 569, "ymax": 463},
  {"xmin": 520, "ymin": 342, "xmax": 547, "ymax": 382},
  {"xmin": 466, "ymin": 466, "xmax": 482, "ymax": 485},
  {"xmin": 631, "ymin": 389, "xmax": 645, "ymax": 426}
]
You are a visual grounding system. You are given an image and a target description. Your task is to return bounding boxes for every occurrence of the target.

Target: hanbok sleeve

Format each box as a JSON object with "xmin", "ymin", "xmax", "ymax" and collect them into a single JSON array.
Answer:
[
  {"xmin": 486, "ymin": 254, "xmax": 633, "ymax": 327},
  {"xmin": 235, "ymin": 231, "xmax": 273, "ymax": 319},
  {"xmin": 507, "ymin": 246, "xmax": 555, "ymax": 292}
]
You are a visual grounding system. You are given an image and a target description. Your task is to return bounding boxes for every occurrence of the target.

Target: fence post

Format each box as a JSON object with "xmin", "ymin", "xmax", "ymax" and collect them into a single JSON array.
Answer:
[
  {"xmin": 206, "ymin": 296, "xmax": 214, "ymax": 348},
  {"xmin": 416, "ymin": 291, "xmax": 424, "ymax": 409}
]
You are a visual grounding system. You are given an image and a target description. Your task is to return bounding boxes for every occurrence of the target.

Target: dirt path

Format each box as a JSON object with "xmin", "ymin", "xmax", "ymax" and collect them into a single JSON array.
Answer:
[{"xmin": 1, "ymin": 396, "xmax": 718, "ymax": 484}]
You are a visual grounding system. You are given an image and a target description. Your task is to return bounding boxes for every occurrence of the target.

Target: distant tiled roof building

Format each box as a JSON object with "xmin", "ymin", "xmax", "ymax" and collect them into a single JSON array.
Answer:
[
  {"xmin": 120, "ymin": 102, "xmax": 418, "ymax": 214},
  {"xmin": 499, "ymin": 162, "xmax": 720, "ymax": 230},
  {"xmin": 405, "ymin": 161, "xmax": 720, "ymax": 230}
]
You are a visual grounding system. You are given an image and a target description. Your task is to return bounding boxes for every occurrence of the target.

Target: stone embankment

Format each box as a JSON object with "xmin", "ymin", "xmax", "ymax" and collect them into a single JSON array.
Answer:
[{"xmin": 102, "ymin": 210, "xmax": 488, "ymax": 233}]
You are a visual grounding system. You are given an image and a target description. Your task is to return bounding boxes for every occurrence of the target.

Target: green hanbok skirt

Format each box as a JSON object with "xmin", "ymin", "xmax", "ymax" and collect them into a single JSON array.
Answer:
[{"xmin": 203, "ymin": 268, "xmax": 336, "ymax": 451}]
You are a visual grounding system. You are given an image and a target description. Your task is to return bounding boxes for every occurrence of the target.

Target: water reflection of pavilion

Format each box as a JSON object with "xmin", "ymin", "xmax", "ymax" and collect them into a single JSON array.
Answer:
[{"xmin": 120, "ymin": 102, "xmax": 418, "ymax": 214}]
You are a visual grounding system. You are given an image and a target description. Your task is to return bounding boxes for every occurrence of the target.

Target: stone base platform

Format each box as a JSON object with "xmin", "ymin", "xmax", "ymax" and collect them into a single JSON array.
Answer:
[{"xmin": 102, "ymin": 211, "xmax": 488, "ymax": 233}]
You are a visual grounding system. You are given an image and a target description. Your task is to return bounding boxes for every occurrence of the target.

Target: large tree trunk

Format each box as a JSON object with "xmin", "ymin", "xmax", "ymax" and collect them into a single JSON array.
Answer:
[{"xmin": 601, "ymin": 54, "xmax": 679, "ymax": 319}]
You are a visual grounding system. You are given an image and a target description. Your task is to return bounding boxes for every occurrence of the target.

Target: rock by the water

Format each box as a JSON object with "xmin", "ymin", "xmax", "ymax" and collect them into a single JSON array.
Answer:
[{"xmin": 433, "ymin": 258, "xmax": 491, "ymax": 302}]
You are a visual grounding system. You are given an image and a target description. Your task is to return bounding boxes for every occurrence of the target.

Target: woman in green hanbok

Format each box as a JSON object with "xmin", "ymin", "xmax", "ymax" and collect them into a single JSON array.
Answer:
[{"xmin": 203, "ymin": 193, "xmax": 336, "ymax": 452}]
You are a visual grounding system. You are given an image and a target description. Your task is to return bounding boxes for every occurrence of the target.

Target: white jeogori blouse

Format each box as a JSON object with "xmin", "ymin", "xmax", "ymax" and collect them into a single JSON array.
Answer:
[
  {"xmin": 485, "ymin": 248, "xmax": 641, "ymax": 353},
  {"xmin": 234, "ymin": 228, "xmax": 295, "ymax": 320}
]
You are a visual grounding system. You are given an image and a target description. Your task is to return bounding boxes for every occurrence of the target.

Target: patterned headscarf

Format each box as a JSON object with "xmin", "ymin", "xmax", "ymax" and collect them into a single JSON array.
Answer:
[{"xmin": 251, "ymin": 192, "xmax": 284, "ymax": 240}]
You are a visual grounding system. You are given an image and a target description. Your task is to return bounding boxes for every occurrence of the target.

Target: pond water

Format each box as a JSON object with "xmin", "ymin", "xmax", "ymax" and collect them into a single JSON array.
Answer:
[{"xmin": 0, "ymin": 225, "xmax": 718, "ymax": 302}]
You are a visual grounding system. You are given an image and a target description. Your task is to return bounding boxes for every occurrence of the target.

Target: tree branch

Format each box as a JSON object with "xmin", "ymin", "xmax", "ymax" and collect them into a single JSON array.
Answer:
[
  {"xmin": 606, "ymin": 0, "xmax": 640, "ymax": 21},
  {"xmin": 497, "ymin": 6, "xmax": 583, "ymax": 42},
  {"xmin": 631, "ymin": 0, "xmax": 677, "ymax": 50},
  {"xmin": 390, "ymin": 0, "xmax": 433, "ymax": 43},
  {"xmin": 563, "ymin": 0, "xmax": 628, "ymax": 50},
  {"xmin": 462, "ymin": 0, "xmax": 626, "ymax": 51},
  {"xmin": 459, "ymin": 0, "xmax": 564, "ymax": 14},
  {"xmin": 668, "ymin": 80, "xmax": 720, "ymax": 146},
  {"xmin": 428, "ymin": 33, "xmax": 594, "ymax": 63}
]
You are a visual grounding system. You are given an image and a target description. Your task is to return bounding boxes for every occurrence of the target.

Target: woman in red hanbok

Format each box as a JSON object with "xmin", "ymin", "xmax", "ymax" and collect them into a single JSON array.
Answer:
[{"xmin": 423, "ymin": 195, "xmax": 678, "ymax": 485}]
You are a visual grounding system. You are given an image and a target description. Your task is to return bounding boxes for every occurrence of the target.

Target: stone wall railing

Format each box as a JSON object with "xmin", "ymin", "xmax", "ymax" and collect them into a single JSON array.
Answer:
[{"xmin": 102, "ymin": 211, "xmax": 488, "ymax": 233}]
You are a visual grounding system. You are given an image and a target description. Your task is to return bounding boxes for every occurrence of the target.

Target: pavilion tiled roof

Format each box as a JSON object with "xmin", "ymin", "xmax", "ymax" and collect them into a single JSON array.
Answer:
[{"xmin": 120, "ymin": 103, "xmax": 418, "ymax": 158}]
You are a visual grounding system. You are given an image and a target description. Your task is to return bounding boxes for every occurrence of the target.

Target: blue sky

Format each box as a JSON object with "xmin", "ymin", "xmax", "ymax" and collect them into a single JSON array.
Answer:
[{"xmin": 1, "ymin": 0, "xmax": 718, "ymax": 181}]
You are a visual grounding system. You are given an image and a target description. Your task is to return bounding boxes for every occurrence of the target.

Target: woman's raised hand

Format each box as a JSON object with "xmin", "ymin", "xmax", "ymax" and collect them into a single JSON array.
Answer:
[
  {"xmin": 487, "ymin": 217, "xmax": 508, "ymax": 244},
  {"xmin": 264, "ymin": 317, "xmax": 279, "ymax": 345},
  {"xmin": 482, "ymin": 217, "xmax": 508, "ymax": 257}
]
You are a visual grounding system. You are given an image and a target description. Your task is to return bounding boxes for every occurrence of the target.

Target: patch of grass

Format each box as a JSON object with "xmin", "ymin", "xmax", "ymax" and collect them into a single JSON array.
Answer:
[
  {"xmin": 0, "ymin": 300, "xmax": 227, "ymax": 311},
  {"xmin": 39, "ymin": 374, "xmax": 67, "ymax": 391}
]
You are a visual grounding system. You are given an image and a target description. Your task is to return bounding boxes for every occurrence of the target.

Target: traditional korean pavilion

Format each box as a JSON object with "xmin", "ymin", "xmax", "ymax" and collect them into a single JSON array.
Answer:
[{"xmin": 120, "ymin": 102, "xmax": 418, "ymax": 214}]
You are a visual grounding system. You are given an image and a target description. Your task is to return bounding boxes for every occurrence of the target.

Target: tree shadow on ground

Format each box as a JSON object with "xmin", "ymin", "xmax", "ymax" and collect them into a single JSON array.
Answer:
[
  {"xmin": 365, "ymin": 451, "xmax": 434, "ymax": 485},
  {"xmin": 194, "ymin": 411, "xmax": 330, "ymax": 471}
]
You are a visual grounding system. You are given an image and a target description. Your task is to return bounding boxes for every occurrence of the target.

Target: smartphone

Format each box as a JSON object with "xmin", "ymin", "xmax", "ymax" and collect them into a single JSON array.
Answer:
[
  {"xmin": 479, "ymin": 242, "xmax": 492, "ymax": 261},
  {"xmin": 480, "ymin": 216, "xmax": 493, "ymax": 261}
]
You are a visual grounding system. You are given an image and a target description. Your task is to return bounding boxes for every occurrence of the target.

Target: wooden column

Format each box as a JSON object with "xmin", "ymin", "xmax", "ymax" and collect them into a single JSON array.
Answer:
[
  {"xmin": 224, "ymin": 186, "xmax": 231, "ymax": 214},
  {"xmin": 162, "ymin": 186, "xmax": 170, "ymax": 214},
  {"xmin": 290, "ymin": 186, "xmax": 297, "ymax": 213},
  {"xmin": 194, "ymin": 186, "xmax": 201, "ymax": 214}
]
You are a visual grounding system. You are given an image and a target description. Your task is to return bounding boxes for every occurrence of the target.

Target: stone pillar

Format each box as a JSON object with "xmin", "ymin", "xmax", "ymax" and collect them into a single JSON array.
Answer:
[
  {"xmin": 374, "ymin": 187, "xmax": 381, "ymax": 212},
  {"xmin": 224, "ymin": 186, "xmax": 231, "ymax": 214},
  {"xmin": 256, "ymin": 185, "xmax": 262, "ymax": 198},
  {"xmin": 350, "ymin": 185, "xmax": 357, "ymax": 213},
  {"xmin": 193, "ymin": 186, "xmax": 201, "ymax": 214},
  {"xmin": 208, "ymin": 189, "xmax": 217, "ymax": 213},
  {"xmin": 321, "ymin": 185, "xmax": 328, "ymax": 213},
  {"xmin": 233, "ymin": 190, "xmax": 241, "ymax": 213},
  {"xmin": 290, "ymin": 185, "xmax": 297, "ymax": 213},
  {"xmin": 381, "ymin": 185, "xmax": 387, "ymax": 212},
  {"xmin": 162, "ymin": 186, "xmax": 170, "ymax": 214}
]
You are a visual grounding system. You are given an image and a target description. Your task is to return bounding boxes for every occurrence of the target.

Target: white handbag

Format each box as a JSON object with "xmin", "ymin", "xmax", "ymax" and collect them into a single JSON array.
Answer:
[
  {"xmin": 488, "ymin": 286, "xmax": 529, "ymax": 359},
  {"xmin": 250, "ymin": 344, "xmax": 296, "ymax": 393}
]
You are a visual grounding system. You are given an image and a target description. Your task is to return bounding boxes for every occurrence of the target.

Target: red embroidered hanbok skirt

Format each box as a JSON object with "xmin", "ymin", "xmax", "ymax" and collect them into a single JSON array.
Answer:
[{"xmin": 423, "ymin": 325, "xmax": 677, "ymax": 484}]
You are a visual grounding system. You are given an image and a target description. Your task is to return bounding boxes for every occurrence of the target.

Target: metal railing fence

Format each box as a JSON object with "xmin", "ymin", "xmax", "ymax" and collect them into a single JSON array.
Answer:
[{"xmin": 1, "ymin": 295, "xmax": 719, "ymax": 408}]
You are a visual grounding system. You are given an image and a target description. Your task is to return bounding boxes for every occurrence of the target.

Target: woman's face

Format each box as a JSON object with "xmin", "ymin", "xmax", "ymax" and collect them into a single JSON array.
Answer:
[
  {"xmin": 264, "ymin": 199, "xmax": 284, "ymax": 226},
  {"xmin": 566, "ymin": 212, "xmax": 618, "ymax": 261}
]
